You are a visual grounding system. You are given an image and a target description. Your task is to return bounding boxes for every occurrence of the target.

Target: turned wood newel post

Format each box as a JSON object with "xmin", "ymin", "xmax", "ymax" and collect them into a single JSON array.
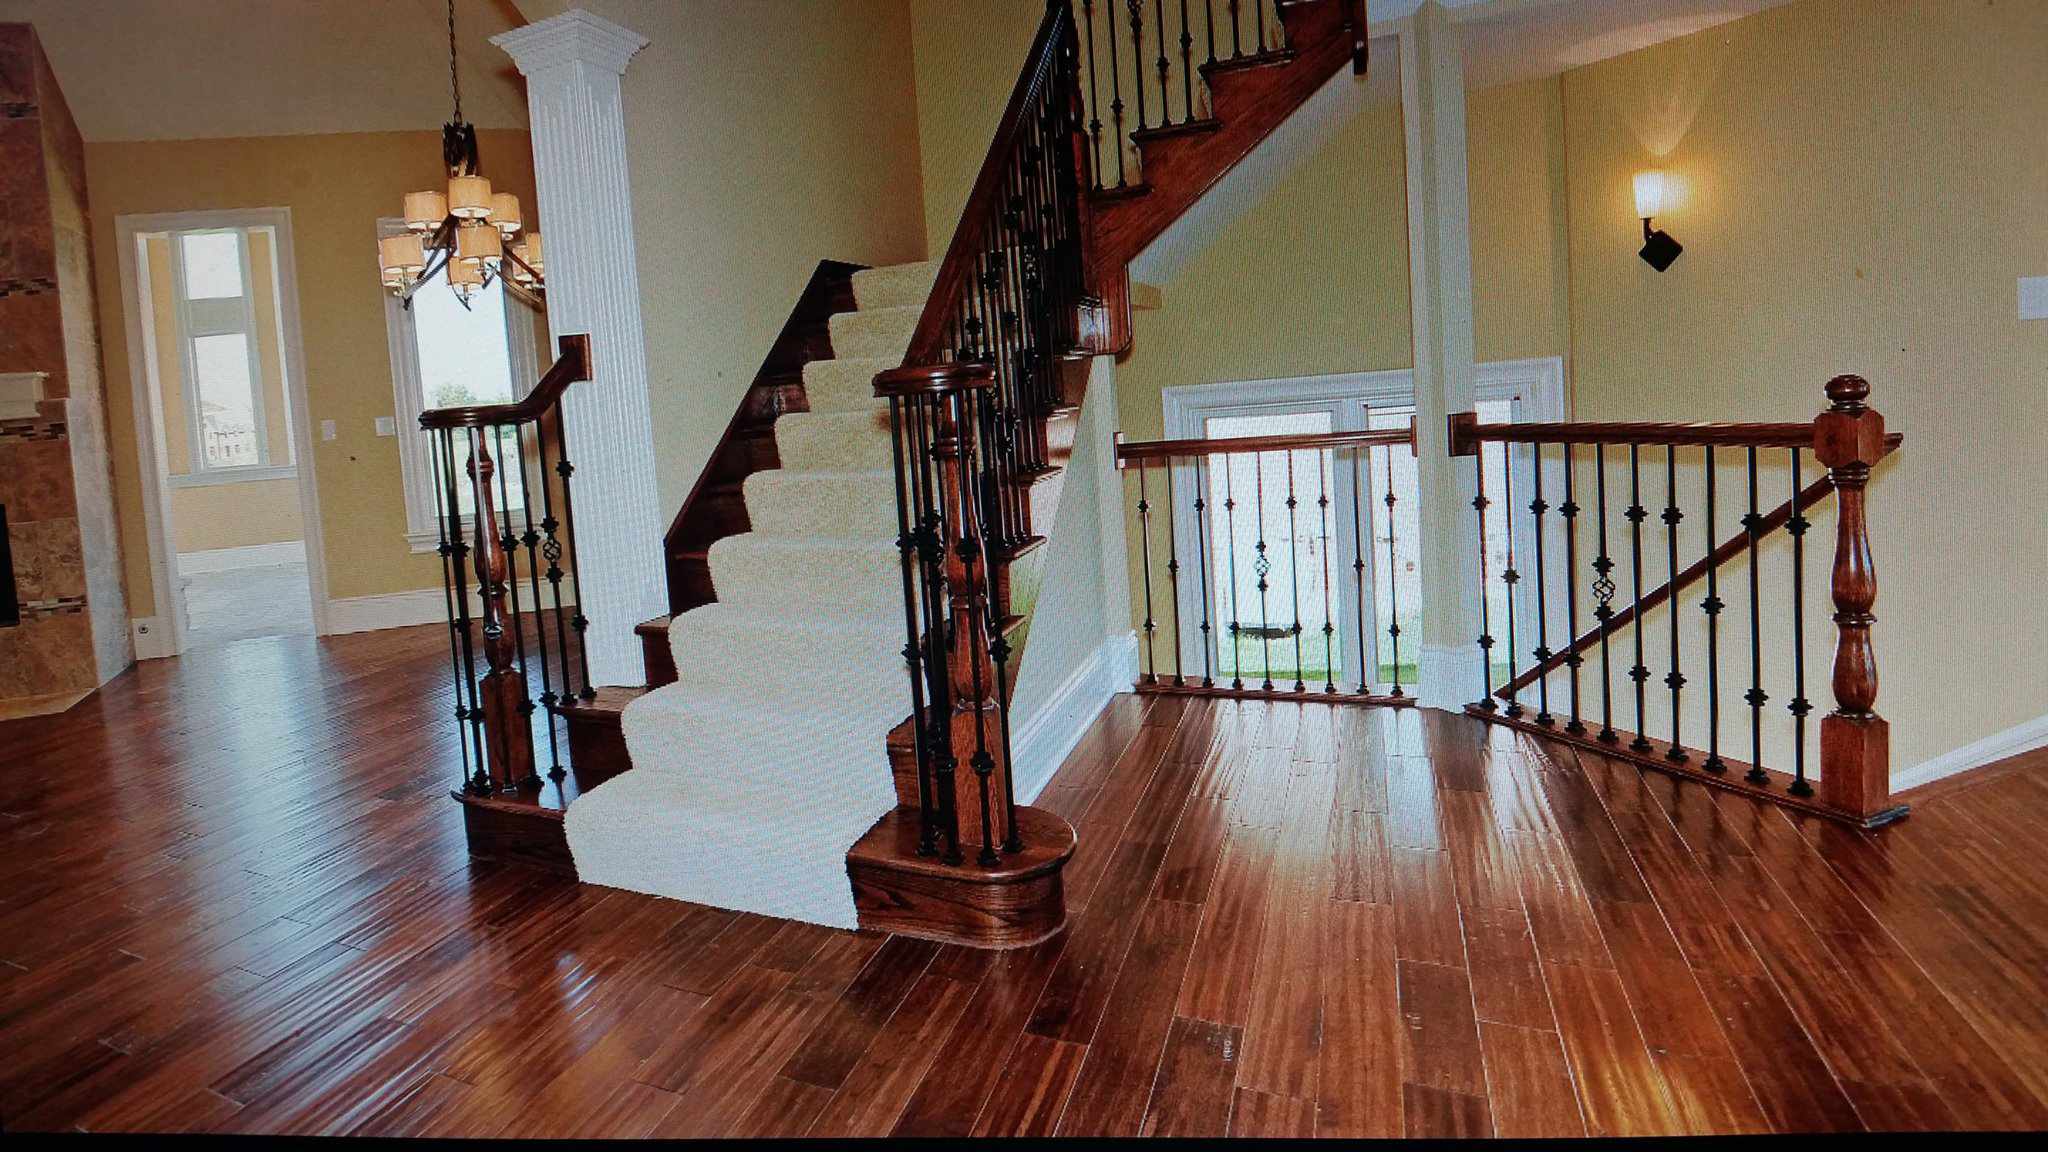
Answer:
[
  {"xmin": 470, "ymin": 433, "xmax": 536, "ymax": 793},
  {"xmin": 1812, "ymin": 375, "xmax": 1897, "ymax": 824}
]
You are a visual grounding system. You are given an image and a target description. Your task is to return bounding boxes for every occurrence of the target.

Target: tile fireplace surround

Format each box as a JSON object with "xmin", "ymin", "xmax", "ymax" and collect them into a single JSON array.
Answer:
[{"xmin": 0, "ymin": 23, "xmax": 130, "ymax": 715}]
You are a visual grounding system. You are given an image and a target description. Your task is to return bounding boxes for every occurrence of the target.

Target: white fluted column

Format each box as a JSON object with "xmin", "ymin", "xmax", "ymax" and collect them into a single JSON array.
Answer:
[
  {"xmin": 1400, "ymin": 2, "xmax": 1486, "ymax": 710},
  {"xmin": 494, "ymin": 10, "xmax": 664, "ymax": 688}
]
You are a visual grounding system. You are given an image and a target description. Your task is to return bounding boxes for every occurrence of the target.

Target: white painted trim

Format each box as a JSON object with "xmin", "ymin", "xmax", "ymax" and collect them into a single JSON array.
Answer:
[
  {"xmin": 1010, "ymin": 631, "xmax": 1140, "ymax": 805},
  {"xmin": 1894, "ymin": 712, "xmax": 2048, "ymax": 793},
  {"xmin": 1417, "ymin": 641, "xmax": 1484, "ymax": 712},
  {"xmin": 175, "ymin": 540, "xmax": 306, "ymax": 574},
  {"xmin": 130, "ymin": 616, "xmax": 174, "ymax": 660},
  {"xmin": 325, "ymin": 576, "xmax": 578, "ymax": 637},
  {"xmin": 165, "ymin": 464, "xmax": 297, "ymax": 489},
  {"xmin": 114, "ymin": 208, "xmax": 329, "ymax": 655}
]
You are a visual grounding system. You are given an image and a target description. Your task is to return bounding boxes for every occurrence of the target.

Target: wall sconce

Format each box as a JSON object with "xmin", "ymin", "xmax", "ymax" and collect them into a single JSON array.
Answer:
[{"xmin": 1634, "ymin": 170, "xmax": 1683, "ymax": 271}]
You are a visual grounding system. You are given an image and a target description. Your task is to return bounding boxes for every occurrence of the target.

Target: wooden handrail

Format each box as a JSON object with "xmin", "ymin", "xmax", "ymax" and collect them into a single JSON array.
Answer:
[
  {"xmin": 1448, "ymin": 411, "xmax": 1817, "ymax": 455},
  {"xmin": 420, "ymin": 334, "xmax": 591, "ymax": 431},
  {"xmin": 873, "ymin": 362, "xmax": 995, "ymax": 398},
  {"xmin": 1494, "ymin": 430, "xmax": 1902, "ymax": 701},
  {"xmin": 1114, "ymin": 423, "xmax": 1414, "ymax": 463},
  {"xmin": 896, "ymin": 1, "xmax": 1072, "ymax": 369}
]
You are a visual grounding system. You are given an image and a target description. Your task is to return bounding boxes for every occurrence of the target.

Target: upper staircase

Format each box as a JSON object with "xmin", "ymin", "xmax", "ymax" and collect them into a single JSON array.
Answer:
[{"xmin": 439, "ymin": 0, "xmax": 1375, "ymax": 948}]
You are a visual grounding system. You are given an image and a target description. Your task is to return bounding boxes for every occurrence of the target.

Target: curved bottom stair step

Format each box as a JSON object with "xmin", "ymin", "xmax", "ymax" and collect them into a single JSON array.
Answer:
[{"xmin": 846, "ymin": 805, "xmax": 1075, "ymax": 948}]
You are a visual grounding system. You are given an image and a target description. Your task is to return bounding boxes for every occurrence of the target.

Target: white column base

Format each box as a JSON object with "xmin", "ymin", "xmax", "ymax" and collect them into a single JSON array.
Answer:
[{"xmin": 1417, "ymin": 642, "xmax": 1486, "ymax": 713}]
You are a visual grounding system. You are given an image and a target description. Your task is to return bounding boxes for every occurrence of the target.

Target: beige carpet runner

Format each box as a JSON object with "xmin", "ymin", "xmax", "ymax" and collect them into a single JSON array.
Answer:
[{"xmin": 563, "ymin": 261, "xmax": 938, "ymax": 928}]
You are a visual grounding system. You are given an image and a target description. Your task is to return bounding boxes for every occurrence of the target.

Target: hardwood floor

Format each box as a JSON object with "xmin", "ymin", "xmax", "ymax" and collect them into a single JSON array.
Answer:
[{"xmin": 4, "ymin": 624, "xmax": 2047, "ymax": 1135}]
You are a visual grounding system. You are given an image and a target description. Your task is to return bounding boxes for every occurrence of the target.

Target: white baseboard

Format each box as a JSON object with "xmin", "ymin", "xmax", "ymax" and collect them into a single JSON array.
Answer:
[
  {"xmin": 1417, "ymin": 642, "xmax": 1484, "ymax": 712},
  {"xmin": 325, "ymin": 577, "xmax": 578, "ymax": 637},
  {"xmin": 131, "ymin": 616, "xmax": 174, "ymax": 660},
  {"xmin": 175, "ymin": 540, "xmax": 306, "ymax": 574},
  {"xmin": 1893, "ymin": 712, "xmax": 2048, "ymax": 793},
  {"xmin": 1010, "ymin": 630, "xmax": 1139, "ymax": 805}
]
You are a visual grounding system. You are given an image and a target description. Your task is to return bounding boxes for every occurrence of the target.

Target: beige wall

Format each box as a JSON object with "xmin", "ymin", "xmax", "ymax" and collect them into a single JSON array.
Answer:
[
  {"xmin": 170, "ymin": 480, "xmax": 303, "ymax": 554},
  {"xmin": 521, "ymin": 0, "xmax": 929, "ymax": 516},
  {"xmin": 1560, "ymin": 0, "xmax": 2048, "ymax": 768},
  {"xmin": 908, "ymin": 0, "xmax": 1050, "ymax": 256},
  {"xmin": 1113, "ymin": 78, "xmax": 1572, "ymax": 441},
  {"xmin": 88, "ymin": 128, "xmax": 542, "ymax": 612}
]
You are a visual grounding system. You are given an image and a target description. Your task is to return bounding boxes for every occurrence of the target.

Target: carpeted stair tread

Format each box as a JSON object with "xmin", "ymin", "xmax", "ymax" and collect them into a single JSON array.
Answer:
[
  {"xmin": 828, "ymin": 304, "xmax": 922, "ymax": 361},
  {"xmin": 741, "ymin": 468, "xmax": 898, "ymax": 537},
  {"xmin": 707, "ymin": 533, "xmax": 900, "ymax": 613},
  {"xmin": 801, "ymin": 357, "xmax": 896, "ymax": 414},
  {"xmin": 774, "ymin": 409, "xmax": 894, "ymax": 471},
  {"xmin": 851, "ymin": 260, "xmax": 939, "ymax": 311}
]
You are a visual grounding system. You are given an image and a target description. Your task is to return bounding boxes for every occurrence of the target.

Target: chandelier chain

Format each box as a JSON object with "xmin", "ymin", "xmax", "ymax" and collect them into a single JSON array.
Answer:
[{"xmin": 447, "ymin": 0, "xmax": 463, "ymax": 125}]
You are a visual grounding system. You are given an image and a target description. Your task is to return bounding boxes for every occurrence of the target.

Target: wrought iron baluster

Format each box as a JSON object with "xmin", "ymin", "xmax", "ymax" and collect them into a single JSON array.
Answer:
[
  {"xmin": 1663, "ymin": 445, "xmax": 1687, "ymax": 761},
  {"xmin": 1178, "ymin": 0, "xmax": 1194, "ymax": 124},
  {"xmin": 430, "ymin": 429, "xmax": 477, "ymax": 793},
  {"xmin": 1384, "ymin": 441, "xmax": 1402, "ymax": 697},
  {"xmin": 1224, "ymin": 452, "xmax": 1245, "ymax": 689},
  {"xmin": 1204, "ymin": 0, "xmax": 1218, "ymax": 68},
  {"xmin": 1561, "ymin": 443, "xmax": 1585, "ymax": 733},
  {"xmin": 445, "ymin": 428, "xmax": 489, "ymax": 788},
  {"xmin": 1127, "ymin": 1, "xmax": 1148, "ymax": 133},
  {"xmin": 1500, "ymin": 443, "xmax": 1521, "ymax": 717},
  {"xmin": 1254, "ymin": 0, "xmax": 1267, "ymax": 53},
  {"xmin": 1701, "ymin": 446, "xmax": 1725, "ymax": 772},
  {"xmin": 1530, "ymin": 443, "xmax": 1552, "ymax": 725},
  {"xmin": 1153, "ymin": 0, "xmax": 1170, "ymax": 128},
  {"xmin": 1744, "ymin": 446, "xmax": 1769, "ymax": 783},
  {"xmin": 1082, "ymin": 0, "xmax": 1104, "ymax": 191},
  {"xmin": 492, "ymin": 423, "xmax": 539, "ymax": 789},
  {"xmin": 1194, "ymin": 453, "xmax": 1215, "ymax": 687},
  {"xmin": 1473, "ymin": 448, "xmax": 1495, "ymax": 709},
  {"xmin": 1626, "ymin": 444, "xmax": 1651, "ymax": 750},
  {"xmin": 512, "ymin": 424, "xmax": 561, "ymax": 781},
  {"xmin": 1229, "ymin": 0, "xmax": 1242, "ymax": 60},
  {"xmin": 1253, "ymin": 449, "xmax": 1274, "ymax": 691},
  {"xmin": 959, "ymin": 392, "xmax": 1000, "ymax": 867},
  {"xmin": 1350, "ymin": 444, "xmax": 1369, "ymax": 695},
  {"xmin": 1106, "ymin": 0, "xmax": 1128, "ymax": 187},
  {"xmin": 1165, "ymin": 457, "xmax": 1185, "ymax": 686},
  {"xmin": 552, "ymin": 409, "xmax": 594, "ymax": 700},
  {"xmin": 1138, "ymin": 457, "xmax": 1158, "ymax": 683},
  {"xmin": 1593, "ymin": 445, "xmax": 1618, "ymax": 742},
  {"xmin": 1787, "ymin": 447, "xmax": 1813, "ymax": 796},
  {"xmin": 1316, "ymin": 447, "xmax": 1335, "ymax": 694},
  {"xmin": 887, "ymin": 394, "xmax": 935, "ymax": 856},
  {"xmin": 1285, "ymin": 448, "xmax": 1305, "ymax": 692},
  {"xmin": 533, "ymin": 415, "xmax": 577, "ymax": 723}
]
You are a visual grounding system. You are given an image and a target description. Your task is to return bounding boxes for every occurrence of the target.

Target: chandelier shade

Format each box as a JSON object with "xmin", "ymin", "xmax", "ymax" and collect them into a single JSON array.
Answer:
[
  {"xmin": 403, "ymin": 191, "xmax": 449, "ymax": 233},
  {"xmin": 448, "ymin": 175, "xmax": 494, "ymax": 220},
  {"xmin": 456, "ymin": 223, "xmax": 504, "ymax": 270},
  {"xmin": 491, "ymin": 193, "xmax": 524, "ymax": 237}
]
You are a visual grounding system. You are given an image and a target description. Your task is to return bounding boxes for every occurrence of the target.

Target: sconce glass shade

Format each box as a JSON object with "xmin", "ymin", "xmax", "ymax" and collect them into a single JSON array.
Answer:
[
  {"xmin": 378, "ymin": 233, "xmax": 426, "ymax": 276},
  {"xmin": 490, "ymin": 192, "xmax": 523, "ymax": 237},
  {"xmin": 1633, "ymin": 170, "xmax": 1666, "ymax": 220},
  {"xmin": 456, "ymin": 223, "xmax": 503, "ymax": 270},
  {"xmin": 448, "ymin": 175, "xmax": 494, "ymax": 220},
  {"xmin": 403, "ymin": 190, "xmax": 449, "ymax": 232}
]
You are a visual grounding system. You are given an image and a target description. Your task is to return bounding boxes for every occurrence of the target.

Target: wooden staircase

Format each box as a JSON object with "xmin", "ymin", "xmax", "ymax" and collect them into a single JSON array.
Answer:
[{"xmin": 455, "ymin": 0, "xmax": 1373, "ymax": 948}]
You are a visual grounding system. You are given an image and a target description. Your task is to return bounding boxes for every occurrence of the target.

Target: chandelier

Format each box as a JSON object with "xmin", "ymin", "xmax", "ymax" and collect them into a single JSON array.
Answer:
[{"xmin": 378, "ymin": 0, "xmax": 544, "ymax": 307}]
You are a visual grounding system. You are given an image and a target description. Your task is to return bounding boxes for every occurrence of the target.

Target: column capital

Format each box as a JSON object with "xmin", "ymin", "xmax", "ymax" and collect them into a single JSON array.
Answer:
[{"xmin": 492, "ymin": 9, "xmax": 648, "ymax": 78}]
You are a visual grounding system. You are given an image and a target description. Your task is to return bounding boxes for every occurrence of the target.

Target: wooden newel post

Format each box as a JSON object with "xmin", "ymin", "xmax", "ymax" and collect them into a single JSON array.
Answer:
[
  {"xmin": 1812, "ymin": 375, "xmax": 1899, "ymax": 825},
  {"xmin": 470, "ymin": 433, "xmax": 536, "ymax": 794}
]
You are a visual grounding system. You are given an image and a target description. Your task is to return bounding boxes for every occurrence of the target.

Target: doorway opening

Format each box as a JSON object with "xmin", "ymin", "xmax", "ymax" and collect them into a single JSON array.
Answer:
[
  {"xmin": 1161, "ymin": 359, "xmax": 1565, "ymax": 690},
  {"xmin": 117, "ymin": 210, "xmax": 326, "ymax": 655}
]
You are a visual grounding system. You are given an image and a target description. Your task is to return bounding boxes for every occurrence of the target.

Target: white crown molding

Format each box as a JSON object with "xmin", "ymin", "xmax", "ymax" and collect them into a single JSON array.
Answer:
[{"xmin": 492, "ymin": 10, "xmax": 648, "ymax": 77}]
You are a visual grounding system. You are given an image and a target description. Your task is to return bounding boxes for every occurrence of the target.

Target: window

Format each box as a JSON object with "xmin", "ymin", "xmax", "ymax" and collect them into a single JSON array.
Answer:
[
  {"xmin": 381, "ymin": 220, "xmax": 539, "ymax": 552},
  {"xmin": 165, "ymin": 228, "xmax": 293, "ymax": 482}
]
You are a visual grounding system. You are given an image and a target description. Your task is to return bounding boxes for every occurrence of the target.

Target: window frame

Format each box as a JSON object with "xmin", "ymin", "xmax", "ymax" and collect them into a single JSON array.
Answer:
[
  {"xmin": 164, "ymin": 226, "xmax": 296, "ymax": 488},
  {"xmin": 379, "ymin": 218, "xmax": 541, "ymax": 554}
]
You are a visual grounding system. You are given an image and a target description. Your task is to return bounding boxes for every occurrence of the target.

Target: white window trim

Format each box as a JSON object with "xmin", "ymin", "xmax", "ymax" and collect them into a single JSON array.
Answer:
[
  {"xmin": 165, "ymin": 226, "xmax": 297, "ymax": 485},
  {"xmin": 379, "ymin": 218, "xmax": 541, "ymax": 554},
  {"xmin": 1158, "ymin": 358, "xmax": 1567, "ymax": 683}
]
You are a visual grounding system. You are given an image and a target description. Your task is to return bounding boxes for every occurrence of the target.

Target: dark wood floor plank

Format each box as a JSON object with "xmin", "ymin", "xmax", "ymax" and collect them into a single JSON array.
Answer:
[
  {"xmin": 1140, "ymin": 1016, "xmax": 1241, "ymax": 1137},
  {"xmin": 10, "ymin": 630, "xmax": 2047, "ymax": 1140}
]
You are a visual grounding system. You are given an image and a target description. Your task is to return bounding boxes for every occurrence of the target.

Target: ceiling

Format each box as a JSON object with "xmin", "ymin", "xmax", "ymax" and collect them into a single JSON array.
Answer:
[
  {"xmin": 1446, "ymin": 0, "xmax": 1792, "ymax": 89},
  {"xmin": 0, "ymin": 0, "xmax": 530, "ymax": 142}
]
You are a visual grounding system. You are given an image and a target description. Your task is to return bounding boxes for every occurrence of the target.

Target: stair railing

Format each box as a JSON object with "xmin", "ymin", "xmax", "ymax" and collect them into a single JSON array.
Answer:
[
  {"xmin": 876, "ymin": 0, "xmax": 1088, "ymax": 867},
  {"xmin": 1115, "ymin": 424, "xmax": 1419, "ymax": 704},
  {"xmin": 421, "ymin": 333, "xmax": 594, "ymax": 796},
  {"xmin": 1448, "ymin": 375, "xmax": 1905, "ymax": 828}
]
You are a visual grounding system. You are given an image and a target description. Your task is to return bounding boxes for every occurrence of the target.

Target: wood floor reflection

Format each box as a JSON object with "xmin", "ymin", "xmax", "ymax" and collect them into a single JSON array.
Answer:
[{"xmin": 3, "ymin": 624, "xmax": 2045, "ymax": 1135}]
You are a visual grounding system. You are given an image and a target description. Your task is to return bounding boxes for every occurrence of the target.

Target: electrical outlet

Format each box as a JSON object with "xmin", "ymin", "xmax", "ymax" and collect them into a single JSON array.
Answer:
[
  {"xmin": 2021, "ymin": 276, "xmax": 2048, "ymax": 321},
  {"xmin": 375, "ymin": 416, "xmax": 396, "ymax": 436},
  {"xmin": 320, "ymin": 419, "xmax": 337, "ymax": 441}
]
